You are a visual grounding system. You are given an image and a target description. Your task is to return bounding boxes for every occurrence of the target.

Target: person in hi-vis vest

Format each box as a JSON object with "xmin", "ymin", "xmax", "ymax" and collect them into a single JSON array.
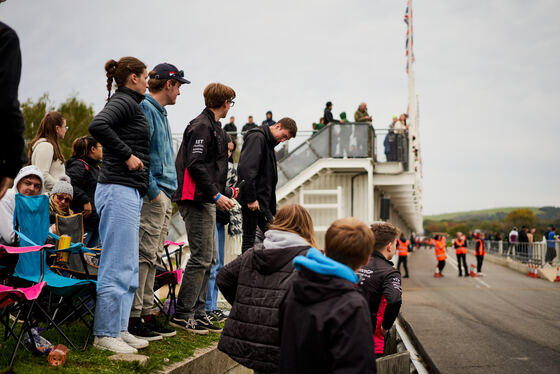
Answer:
[
  {"xmin": 453, "ymin": 232, "xmax": 469, "ymax": 277},
  {"xmin": 397, "ymin": 235, "xmax": 410, "ymax": 278}
]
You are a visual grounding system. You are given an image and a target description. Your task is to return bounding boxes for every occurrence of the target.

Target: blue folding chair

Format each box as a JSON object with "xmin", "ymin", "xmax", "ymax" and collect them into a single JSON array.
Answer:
[{"xmin": 12, "ymin": 194, "xmax": 97, "ymax": 350}]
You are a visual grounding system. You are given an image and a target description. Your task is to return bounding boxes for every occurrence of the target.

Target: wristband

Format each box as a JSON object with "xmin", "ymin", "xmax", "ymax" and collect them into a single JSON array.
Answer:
[{"xmin": 213, "ymin": 193, "xmax": 221, "ymax": 202}]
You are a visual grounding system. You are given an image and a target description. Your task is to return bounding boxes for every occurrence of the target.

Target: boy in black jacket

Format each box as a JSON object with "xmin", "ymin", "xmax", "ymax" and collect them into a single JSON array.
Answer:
[
  {"xmin": 279, "ymin": 217, "xmax": 377, "ymax": 374},
  {"xmin": 358, "ymin": 222, "xmax": 402, "ymax": 356}
]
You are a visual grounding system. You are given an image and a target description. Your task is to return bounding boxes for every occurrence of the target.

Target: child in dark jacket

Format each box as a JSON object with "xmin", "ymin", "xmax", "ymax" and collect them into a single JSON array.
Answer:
[{"xmin": 279, "ymin": 217, "xmax": 377, "ymax": 374}]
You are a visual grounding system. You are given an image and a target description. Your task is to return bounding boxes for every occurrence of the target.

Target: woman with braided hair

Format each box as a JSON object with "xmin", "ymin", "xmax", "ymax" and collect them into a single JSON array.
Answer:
[{"xmin": 88, "ymin": 56, "xmax": 151, "ymax": 354}]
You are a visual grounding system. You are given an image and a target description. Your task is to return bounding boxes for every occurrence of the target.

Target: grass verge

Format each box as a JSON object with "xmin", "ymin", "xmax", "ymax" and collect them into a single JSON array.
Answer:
[{"xmin": 0, "ymin": 317, "xmax": 223, "ymax": 374}]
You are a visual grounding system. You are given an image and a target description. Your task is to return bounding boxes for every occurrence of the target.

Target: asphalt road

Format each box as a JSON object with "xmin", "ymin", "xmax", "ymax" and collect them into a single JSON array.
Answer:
[{"xmin": 400, "ymin": 246, "xmax": 560, "ymax": 374}]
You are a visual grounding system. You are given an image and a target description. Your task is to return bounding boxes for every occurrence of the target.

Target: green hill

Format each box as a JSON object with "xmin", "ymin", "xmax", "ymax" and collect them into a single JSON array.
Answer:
[{"xmin": 425, "ymin": 207, "xmax": 552, "ymax": 222}]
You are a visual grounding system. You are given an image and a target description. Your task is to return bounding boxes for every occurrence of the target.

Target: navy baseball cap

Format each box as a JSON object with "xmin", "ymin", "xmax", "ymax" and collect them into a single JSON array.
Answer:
[{"xmin": 152, "ymin": 63, "xmax": 191, "ymax": 84}]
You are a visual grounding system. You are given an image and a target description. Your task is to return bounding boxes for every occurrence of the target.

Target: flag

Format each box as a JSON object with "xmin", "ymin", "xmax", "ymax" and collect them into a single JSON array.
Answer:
[{"xmin": 404, "ymin": 1, "xmax": 415, "ymax": 73}]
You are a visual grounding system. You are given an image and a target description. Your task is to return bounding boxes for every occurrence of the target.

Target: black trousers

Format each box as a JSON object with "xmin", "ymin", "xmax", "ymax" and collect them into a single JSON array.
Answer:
[
  {"xmin": 456, "ymin": 253, "xmax": 468, "ymax": 275},
  {"xmin": 241, "ymin": 205, "xmax": 268, "ymax": 253},
  {"xmin": 476, "ymin": 255, "xmax": 484, "ymax": 273},
  {"xmin": 438, "ymin": 260, "xmax": 446, "ymax": 273},
  {"xmin": 397, "ymin": 255, "xmax": 409, "ymax": 277}
]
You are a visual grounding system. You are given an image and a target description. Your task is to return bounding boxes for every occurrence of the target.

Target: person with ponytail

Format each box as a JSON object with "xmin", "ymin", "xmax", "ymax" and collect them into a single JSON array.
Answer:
[
  {"xmin": 88, "ymin": 56, "xmax": 150, "ymax": 354},
  {"xmin": 65, "ymin": 136, "xmax": 102, "ymax": 247},
  {"xmin": 29, "ymin": 111, "xmax": 67, "ymax": 193}
]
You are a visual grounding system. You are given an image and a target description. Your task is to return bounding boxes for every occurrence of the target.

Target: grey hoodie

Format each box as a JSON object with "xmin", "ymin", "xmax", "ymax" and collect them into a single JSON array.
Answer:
[
  {"xmin": 263, "ymin": 229, "xmax": 309, "ymax": 249},
  {"xmin": 0, "ymin": 165, "xmax": 44, "ymax": 244}
]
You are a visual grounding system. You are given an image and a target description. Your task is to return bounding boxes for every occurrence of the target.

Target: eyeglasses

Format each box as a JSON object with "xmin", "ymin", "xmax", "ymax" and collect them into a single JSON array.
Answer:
[
  {"xmin": 55, "ymin": 194, "xmax": 71, "ymax": 203},
  {"xmin": 228, "ymin": 100, "xmax": 235, "ymax": 107}
]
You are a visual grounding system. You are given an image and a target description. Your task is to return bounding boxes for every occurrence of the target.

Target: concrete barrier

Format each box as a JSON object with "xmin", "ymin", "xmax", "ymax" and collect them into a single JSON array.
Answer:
[{"xmin": 160, "ymin": 342, "xmax": 250, "ymax": 374}]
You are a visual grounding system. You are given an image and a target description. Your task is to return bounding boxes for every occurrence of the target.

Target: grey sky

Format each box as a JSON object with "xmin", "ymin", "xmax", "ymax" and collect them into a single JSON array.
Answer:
[{"xmin": 2, "ymin": 0, "xmax": 558, "ymax": 215}]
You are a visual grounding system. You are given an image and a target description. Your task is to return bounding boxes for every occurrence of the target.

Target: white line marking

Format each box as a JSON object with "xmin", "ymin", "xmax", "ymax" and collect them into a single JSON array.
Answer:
[{"xmin": 446, "ymin": 249, "xmax": 490, "ymax": 288}]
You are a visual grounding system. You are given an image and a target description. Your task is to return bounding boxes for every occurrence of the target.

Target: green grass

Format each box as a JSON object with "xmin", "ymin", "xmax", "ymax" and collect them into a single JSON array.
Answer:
[
  {"xmin": 0, "ymin": 317, "xmax": 223, "ymax": 374},
  {"xmin": 425, "ymin": 207, "xmax": 541, "ymax": 221}
]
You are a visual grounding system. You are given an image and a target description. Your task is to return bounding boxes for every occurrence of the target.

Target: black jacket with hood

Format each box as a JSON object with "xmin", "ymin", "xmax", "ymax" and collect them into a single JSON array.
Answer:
[
  {"xmin": 237, "ymin": 125, "xmax": 278, "ymax": 216},
  {"xmin": 88, "ymin": 87, "xmax": 150, "ymax": 195},
  {"xmin": 173, "ymin": 108, "xmax": 228, "ymax": 204},
  {"xmin": 65, "ymin": 155, "xmax": 101, "ymax": 231},
  {"xmin": 217, "ymin": 229, "xmax": 310, "ymax": 372},
  {"xmin": 279, "ymin": 249, "xmax": 377, "ymax": 374}
]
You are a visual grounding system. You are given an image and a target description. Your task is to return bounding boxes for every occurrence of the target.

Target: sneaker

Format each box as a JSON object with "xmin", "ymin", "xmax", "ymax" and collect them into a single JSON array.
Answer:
[
  {"xmin": 208, "ymin": 310, "xmax": 227, "ymax": 323},
  {"xmin": 195, "ymin": 315, "xmax": 223, "ymax": 333},
  {"xmin": 93, "ymin": 336, "xmax": 137, "ymax": 354},
  {"xmin": 144, "ymin": 316, "xmax": 176, "ymax": 337},
  {"xmin": 128, "ymin": 320, "xmax": 162, "ymax": 341},
  {"xmin": 170, "ymin": 316, "xmax": 209, "ymax": 335},
  {"xmin": 120, "ymin": 331, "xmax": 150, "ymax": 348}
]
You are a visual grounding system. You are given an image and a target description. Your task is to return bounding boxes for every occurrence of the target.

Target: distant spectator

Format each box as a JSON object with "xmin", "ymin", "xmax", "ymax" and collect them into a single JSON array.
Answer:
[
  {"xmin": 323, "ymin": 101, "xmax": 344, "ymax": 125},
  {"xmin": 241, "ymin": 115, "xmax": 258, "ymax": 134},
  {"xmin": 508, "ymin": 227, "xmax": 518, "ymax": 256},
  {"xmin": 546, "ymin": 227, "xmax": 557, "ymax": 265},
  {"xmin": 65, "ymin": 136, "xmax": 102, "ymax": 248},
  {"xmin": 518, "ymin": 226, "xmax": 529, "ymax": 260},
  {"xmin": 237, "ymin": 118, "xmax": 297, "ymax": 253},
  {"xmin": 354, "ymin": 102, "xmax": 372, "ymax": 122},
  {"xmin": 261, "ymin": 110, "xmax": 276, "ymax": 127},
  {"xmin": 29, "ymin": 111, "xmax": 68, "ymax": 193},
  {"xmin": 399, "ymin": 113, "xmax": 408, "ymax": 130},
  {"xmin": 394, "ymin": 114, "xmax": 406, "ymax": 134},
  {"xmin": 527, "ymin": 228, "xmax": 535, "ymax": 259},
  {"xmin": 0, "ymin": 165, "xmax": 44, "ymax": 246},
  {"xmin": 312, "ymin": 117, "xmax": 325, "ymax": 135},
  {"xmin": 0, "ymin": 21, "xmax": 28, "ymax": 200},
  {"xmin": 224, "ymin": 116, "xmax": 237, "ymax": 136},
  {"xmin": 279, "ymin": 217, "xmax": 376, "ymax": 373}
]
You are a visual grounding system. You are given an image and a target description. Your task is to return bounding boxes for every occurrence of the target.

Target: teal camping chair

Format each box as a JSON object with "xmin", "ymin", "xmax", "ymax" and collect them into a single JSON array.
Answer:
[{"xmin": 12, "ymin": 193, "xmax": 97, "ymax": 350}]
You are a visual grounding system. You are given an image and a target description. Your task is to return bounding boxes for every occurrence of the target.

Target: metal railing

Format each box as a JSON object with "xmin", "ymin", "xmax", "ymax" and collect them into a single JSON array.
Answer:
[{"xmin": 467, "ymin": 240, "xmax": 559, "ymax": 266}]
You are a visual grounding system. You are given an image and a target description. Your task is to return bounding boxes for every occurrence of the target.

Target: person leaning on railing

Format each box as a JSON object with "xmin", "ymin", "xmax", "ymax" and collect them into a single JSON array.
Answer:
[{"xmin": 354, "ymin": 102, "xmax": 372, "ymax": 122}]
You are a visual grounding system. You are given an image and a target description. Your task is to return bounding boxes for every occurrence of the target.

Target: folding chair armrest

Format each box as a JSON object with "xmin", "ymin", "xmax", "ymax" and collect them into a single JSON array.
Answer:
[{"xmin": 0, "ymin": 243, "xmax": 54, "ymax": 254}]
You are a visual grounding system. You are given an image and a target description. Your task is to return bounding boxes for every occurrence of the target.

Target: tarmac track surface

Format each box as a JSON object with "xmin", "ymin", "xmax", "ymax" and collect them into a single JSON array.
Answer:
[{"xmin": 400, "ymin": 247, "xmax": 560, "ymax": 374}]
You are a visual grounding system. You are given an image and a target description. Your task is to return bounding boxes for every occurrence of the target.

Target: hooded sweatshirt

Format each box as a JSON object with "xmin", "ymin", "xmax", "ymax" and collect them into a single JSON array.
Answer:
[
  {"xmin": 217, "ymin": 229, "xmax": 310, "ymax": 372},
  {"xmin": 0, "ymin": 165, "xmax": 45, "ymax": 245},
  {"xmin": 279, "ymin": 248, "xmax": 377, "ymax": 374}
]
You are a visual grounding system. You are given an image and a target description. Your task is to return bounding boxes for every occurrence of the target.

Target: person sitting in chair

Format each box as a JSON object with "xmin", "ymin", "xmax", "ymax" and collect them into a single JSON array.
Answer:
[
  {"xmin": 49, "ymin": 175, "xmax": 74, "ymax": 232},
  {"xmin": 0, "ymin": 165, "xmax": 44, "ymax": 246}
]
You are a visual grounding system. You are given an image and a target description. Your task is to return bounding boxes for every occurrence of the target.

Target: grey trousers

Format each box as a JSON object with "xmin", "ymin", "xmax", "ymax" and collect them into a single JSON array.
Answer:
[
  {"xmin": 175, "ymin": 201, "xmax": 216, "ymax": 319},
  {"xmin": 131, "ymin": 191, "xmax": 173, "ymax": 318}
]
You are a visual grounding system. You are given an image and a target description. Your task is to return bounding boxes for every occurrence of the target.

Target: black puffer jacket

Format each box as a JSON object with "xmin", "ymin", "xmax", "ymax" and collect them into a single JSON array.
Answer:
[
  {"xmin": 65, "ymin": 155, "xmax": 100, "ymax": 231},
  {"xmin": 237, "ymin": 126, "xmax": 278, "ymax": 215},
  {"xmin": 0, "ymin": 22, "xmax": 27, "ymax": 178},
  {"xmin": 217, "ymin": 230, "xmax": 310, "ymax": 372},
  {"xmin": 88, "ymin": 87, "xmax": 150, "ymax": 195},
  {"xmin": 173, "ymin": 108, "xmax": 228, "ymax": 204}
]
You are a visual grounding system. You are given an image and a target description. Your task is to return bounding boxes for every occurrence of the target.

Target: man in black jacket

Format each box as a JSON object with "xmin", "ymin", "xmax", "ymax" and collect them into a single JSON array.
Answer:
[
  {"xmin": 279, "ymin": 217, "xmax": 377, "ymax": 373},
  {"xmin": 171, "ymin": 83, "xmax": 235, "ymax": 335},
  {"xmin": 358, "ymin": 222, "xmax": 402, "ymax": 356},
  {"xmin": 237, "ymin": 118, "xmax": 297, "ymax": 252},
  {"xmin": 0, "ymin": 21, "xmax": 28, "ymax": 199}
]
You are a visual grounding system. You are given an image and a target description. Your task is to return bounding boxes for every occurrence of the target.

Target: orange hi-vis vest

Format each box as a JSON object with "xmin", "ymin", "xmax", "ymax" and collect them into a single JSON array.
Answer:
[
  {"xmin": 435, "ymin": 239, "xmax": 447, "ymax": 261},
  {"xmin": 454, "ymin": 237, "xmax": 467, "ymax": 255},
  {"xmin": 429, "ymin": 238, "xmax": 435, "ymax": 246},
  {"xmin": 475, "ymin": 239, "xmax": 486, "ymax": 256},
  {"xmin": 397, "ymin": 240, "xmax": 409, "ymax": 256}
]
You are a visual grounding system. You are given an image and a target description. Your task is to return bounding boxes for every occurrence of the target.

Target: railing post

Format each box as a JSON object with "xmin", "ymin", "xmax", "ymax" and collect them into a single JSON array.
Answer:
[{"xmin": 498, "ymin": 240, "xmax": 503, "ymax": 255}]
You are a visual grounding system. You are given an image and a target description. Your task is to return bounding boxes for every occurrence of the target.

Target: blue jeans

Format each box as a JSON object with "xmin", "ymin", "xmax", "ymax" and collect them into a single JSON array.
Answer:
[
  {"xmin": 83, "ymin": 229, "xmax": 100, "ymax": 248},
  {"xmin": 93, "ymin": 183, "xmax": 142, "ymax": 337},
  {"xmin": 206, "ymin": 223, "xmax": 225, "ymax": 311}
]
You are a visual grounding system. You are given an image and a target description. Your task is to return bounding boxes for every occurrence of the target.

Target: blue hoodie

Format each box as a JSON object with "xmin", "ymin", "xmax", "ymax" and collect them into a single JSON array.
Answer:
[
  {"xmin": 292, "ymin": 247, "xmax": 358, "ymax": 283},
  {"xmin": 139, "ymin": 94, "xmax": 178, "ymax": 200}
]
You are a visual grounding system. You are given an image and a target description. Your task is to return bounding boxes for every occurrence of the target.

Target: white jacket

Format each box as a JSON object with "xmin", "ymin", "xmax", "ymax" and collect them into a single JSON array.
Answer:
[
  {"xmin": 31, "ymin": 138, "xmax": 65, "ymax": 193},
  {"xmin": 0, "ymin": 165, "xmax": 45, "ymax": 245}
]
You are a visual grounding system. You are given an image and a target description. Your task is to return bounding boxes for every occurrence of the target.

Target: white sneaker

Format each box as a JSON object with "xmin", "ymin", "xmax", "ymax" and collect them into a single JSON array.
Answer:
[
  {"xmin": 93, "ymin": 336, "xmax": 138, "ymax": 354},
  {"xmin": 120, "ymin": 331, "xmax": 149, "ymax": 349}
]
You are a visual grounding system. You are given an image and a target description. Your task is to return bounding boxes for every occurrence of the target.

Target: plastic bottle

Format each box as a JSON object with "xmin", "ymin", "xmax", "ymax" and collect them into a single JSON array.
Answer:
[{"xmin": 48, "ymin": 344, "xmax": 69, "ymax": 366}]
